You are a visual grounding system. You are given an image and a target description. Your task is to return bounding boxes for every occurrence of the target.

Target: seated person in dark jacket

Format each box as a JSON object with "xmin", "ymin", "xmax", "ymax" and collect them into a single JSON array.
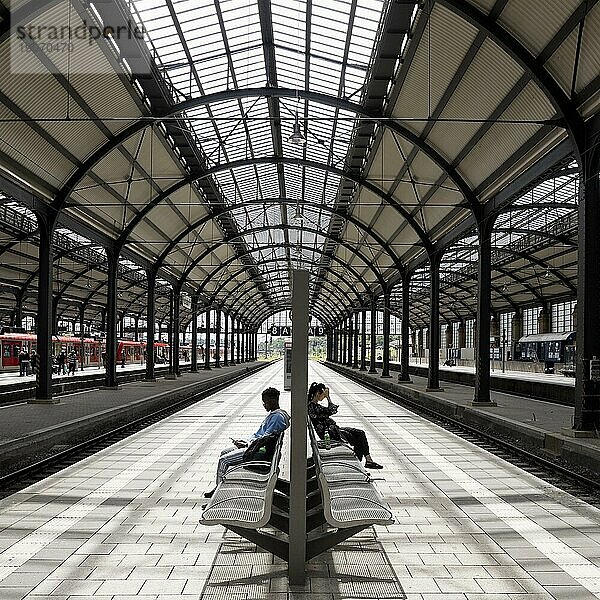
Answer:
[
  {"xmin": 204, "ymin": 387, "xmax": 290, "ymax": 498},
  {"xmin": 308, "ymin": 381, "xmax": 383, "ymax": 469}
]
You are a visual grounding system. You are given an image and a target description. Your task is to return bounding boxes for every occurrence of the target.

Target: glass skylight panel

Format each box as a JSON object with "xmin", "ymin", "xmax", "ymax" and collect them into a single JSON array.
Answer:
[
  {"xmin": 274, "ymin": 46, "xmax": 305, "ymax": 88},
  {"xmin": 231, "ymin": 47, "xmax": 267, "ymax": 87}
]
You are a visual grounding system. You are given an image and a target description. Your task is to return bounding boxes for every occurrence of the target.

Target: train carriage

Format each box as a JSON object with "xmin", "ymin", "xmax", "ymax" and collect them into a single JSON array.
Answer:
[{"xmin": 514, "ymin": 331, "xmax": 576, "ymax": 373}]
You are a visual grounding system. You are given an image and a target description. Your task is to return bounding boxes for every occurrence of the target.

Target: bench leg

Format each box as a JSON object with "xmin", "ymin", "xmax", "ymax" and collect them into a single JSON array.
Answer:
[
  {"xmin": 305, "ymin": 525, "xmax": 368, "ymax": 560},
  {"xmin": 227, "ymin": 526, "xmax": 289, "ymax": 562}
]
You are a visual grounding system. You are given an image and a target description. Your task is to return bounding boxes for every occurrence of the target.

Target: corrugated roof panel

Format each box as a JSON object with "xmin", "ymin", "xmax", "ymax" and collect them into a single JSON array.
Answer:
[
  {"xmin": 574, "ymin": 2, "xmax": 600, "ymax": 93},
  {"xmin": 545, "ymin": 27, "xmax": 577, "ymax": 96},
  {"xmin": 0, "ymin": 65, "xmax": 68, "ymax": 121},
  {"xmin": 367, "ymin": 129, "xmax": 407, "ymax": 194},
  {"xmin": 353, "ymin": 189, "xmax": 382, "ymax": 227},
  {"xmin": 0, "ymin": 120, "xmax": 76, "ymax": 187},
  {"xmin": 392, "ymin": 5, "xmax": 478, "ymax": 126},
  {"xmin": 145, "ymin": 204, "xmax": 187, "ymax": 238},
  {"xmin": 426, "ymin": 120, "xmax": 481, "ymax": 164},
  {"xmin": 92, "ymin": 149, "xmax": 139, "ymax": 185},
  {"xmin": 498, "ymin": 0, "xmax": 579, "ymax": 57},
  {"xmin": 406, "ymin": 151, "xmax": 444, "ymax": 187},
  {"xmin": 392, "ymin": 181, "xmax": 420, "ymax": 208},
  {"xmin": 464, "ymin": 0, "xmax": 496, "ymax": 15},
  {"xmin": 420, "ymin": 205, "xmax": 456, "ymax": 233},
  {"xmin": 446, "ymin": 37, "xmax": 525, "ymax": 118},
  {"xmin": 371, "ymin": 205, "xmax": 403, "ymax": 239},
  {"xmin": 168, "ymin": 186, "xmax": 209, "ymax": 224},
  {"xmin": 502, "ymin": 80, "xmax": 556, "ymax": 120},
  {"xmin": 43, "ymin": 119, "xmax": 107, "ymax": 161},
  {"xmin": 458, "ymin": 120, "xmax": 541, "ymax": 189},
  {"xmin": 420, "ymin": 184, "xmax": 464, "ymax": 209},
  {"xmin": 390, "ymin": 19, "xmax": 431, "ymax": 132},
  {"xmin": 427, "ymin": 5, "xmax": 480, "ymax": 105}
]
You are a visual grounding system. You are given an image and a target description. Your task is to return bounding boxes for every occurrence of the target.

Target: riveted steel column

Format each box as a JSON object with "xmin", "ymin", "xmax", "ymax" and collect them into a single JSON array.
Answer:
[
  {"xmin": 382, "ymin": 290, "xmax": 391, "ymax": 378},
  {"xmin": 342, "ymin": 318, "xmax": 347, "ymax": 365},
  {"xmin": 230, "ymin": 315, "xmax": 236, "ymax": 365},
  {"xmin": 79, "ymin": 305, "xmax": 86, "ymax": 371},
  {"xmin": 353, "ymin": 312, "xmax": 359, "ymax": 368},
  {"xmin": 215, "ymin": 308, "xmax": 222, "ymax": 368},
  {"xmin": 13, "ymin": 290, "xmax": 23, "ymax": 328},
  {"xmin": 332, "ymin": 327, "xmax": 338, "ymax": 362},
  {"xmin": 399, "ymin": 273, "xmax": 412, "ymax": 382},
  {"xmin": 165, "ymin": 289, "xmax": 175, "ymax": 378},
  {"xmin": 173, "ymin": 287, "xmax": 181, "ymax": 376},
  {"xmin": 145, "ymin": 268, "xmax": 157, "ymax": 380},
  {"xmin": 347, "ymin": 314, "xmax": 353, "ymax": 367},
  {"xmin": 369, "ymin": 298, "xmax": 377, "ymax": 374},
  {"xmin": 427, "ymin": 255, "xmax": 442, "ymax": 391},
  {"xmin": 473, "ymin": 218, "xmax": 496, "ymax": 405},
  {"xmin": 190, "ymin": 296, "xmax": 198, "ymax": 372},
  {"xmin": 575, "ymin": 128, "xmax": 600, "ymax": 431},
  {"xmin": 360, "ymin": 308, "xmax": 367, "ymax": 370},
  {"xmin": 104, "ymin": 248, "xmax": 119, "ymax": 388},
  {"xmin": 223, "ymin": 312, "xmax": 229, "ymax": 366},
  {"xmin": 33, "ymin": 209, "xmax": 58, "ymax": 403},
  {"xmin": 236, "ymin": 319, "xmax": 241, "ymax": 364},
  {"xmin": 204, "ymin": 309, "xmax": 211, "ymax": 370},
  {"xmin": 289, "ymin": 269, "xmax": 309, "ymax": 585}
]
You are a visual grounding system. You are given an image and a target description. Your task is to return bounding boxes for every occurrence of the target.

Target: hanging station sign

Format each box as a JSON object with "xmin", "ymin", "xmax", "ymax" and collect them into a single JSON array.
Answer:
[{"xmin": 269, "ymin": 325, "xmax": 326, "ymax": 337}]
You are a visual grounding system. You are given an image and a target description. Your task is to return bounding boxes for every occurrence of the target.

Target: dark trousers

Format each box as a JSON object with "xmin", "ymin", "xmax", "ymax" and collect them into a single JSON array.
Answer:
[{"xmin": 340, "ymin": 427, "xmax": 370, "ymax": 460}]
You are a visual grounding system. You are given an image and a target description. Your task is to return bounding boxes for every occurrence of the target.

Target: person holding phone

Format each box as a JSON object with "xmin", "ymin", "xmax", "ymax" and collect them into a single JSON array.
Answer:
[
  {"xmin": 204, "ymin": 387, "xmax": 290, "ymax": 498},
  {"xmin": 307, "ymin": 381, "xmax": 383, "ymax": 469}
]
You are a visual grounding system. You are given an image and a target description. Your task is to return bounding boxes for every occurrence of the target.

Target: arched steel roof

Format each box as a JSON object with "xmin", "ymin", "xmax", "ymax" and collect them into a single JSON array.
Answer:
[{"xmin": 0, "ymin": 0, "xmax": 597, "ymax": 332}]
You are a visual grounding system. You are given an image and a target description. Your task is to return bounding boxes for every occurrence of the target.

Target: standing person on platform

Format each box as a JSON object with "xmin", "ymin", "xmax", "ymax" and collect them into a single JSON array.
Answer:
[
  {"xmin": 67, "ymin": 350, "xmax": 77, "ymax": 375},
  {"xmin": 30, "ymin": 349, "xmax": 38, "ymax": 374},
  {"xmin": 58, "ymin": 348, "xmax": 67, "ymax": 375},
  {"xmin": 204, "ymin": 387, "xmax": 290, "ymax": 498},
  {"xmin": 307, "ymin": 382, "xmax": 383, "ymax": 469},
  {"xmin": 18, "ymin": 347, "xmax": 29, "ymax": 376}
]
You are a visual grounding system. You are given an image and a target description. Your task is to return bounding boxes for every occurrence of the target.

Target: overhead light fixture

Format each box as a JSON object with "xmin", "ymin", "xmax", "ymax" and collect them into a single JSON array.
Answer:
[
  {"xmin": 293, "ymin": 204, "xmax": 304, "ymax": 222},
  {"xmin": 544, "ymin": 267, "xmax": 551, "ymax": 279},
  {"xmin": 287, "ymin": 113, "xmax": 306, "ymax": 146}
]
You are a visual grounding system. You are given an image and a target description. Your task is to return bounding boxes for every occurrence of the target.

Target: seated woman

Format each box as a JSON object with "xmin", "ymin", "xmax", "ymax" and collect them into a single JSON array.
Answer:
[{"xmin": 307, "ymin": 382, "xmax": 383, "ymax": 469}]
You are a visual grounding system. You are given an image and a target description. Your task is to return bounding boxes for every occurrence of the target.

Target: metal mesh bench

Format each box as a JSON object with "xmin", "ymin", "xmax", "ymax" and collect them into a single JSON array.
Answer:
[
  {"xmin": 200, "ymin": 432, "xmax": 285, "ymax": 530},
  {"xmin": 308, "ymin": 420, "xmax": 394, "ymax": 530}
]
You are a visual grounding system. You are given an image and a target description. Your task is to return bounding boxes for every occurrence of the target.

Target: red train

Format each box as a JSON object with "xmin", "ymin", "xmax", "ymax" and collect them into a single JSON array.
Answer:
[{"xmin": 0, "ymin": 333, "xmax": 170, "ymax": 372}]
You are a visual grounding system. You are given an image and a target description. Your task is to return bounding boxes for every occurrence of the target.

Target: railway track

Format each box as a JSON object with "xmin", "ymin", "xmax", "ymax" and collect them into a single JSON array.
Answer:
[
  {"xmin": 342, "ymin": 370, "xmax": 600, "ymax": 509},
  {"xmin": 0, "ymin": 367, "xmax": 254, "ymax": 500}
]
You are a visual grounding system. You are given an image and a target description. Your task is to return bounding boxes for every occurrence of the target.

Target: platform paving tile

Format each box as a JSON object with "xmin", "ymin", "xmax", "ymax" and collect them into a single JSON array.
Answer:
[{"xmin": 6, "ymin": 363, "xmax": 600, "ymax": 599}]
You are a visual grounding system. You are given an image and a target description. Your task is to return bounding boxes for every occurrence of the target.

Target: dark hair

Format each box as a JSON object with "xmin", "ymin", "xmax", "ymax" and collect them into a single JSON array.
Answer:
[
  {"xmin": 262, "ymin": 387, "xmax": 280, "ymax": 410},
  {"xmin": 308, "ymin": 381, "xmax": 325, "ymax": 403}
]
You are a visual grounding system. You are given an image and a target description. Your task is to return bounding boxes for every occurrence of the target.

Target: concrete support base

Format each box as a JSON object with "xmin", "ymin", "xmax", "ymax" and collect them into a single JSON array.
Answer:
[
  {"xmin": 28, "ymin": 398, "xmax": 60, "ymax": 404},
  {"xmin": 381, "ymin": 374, "xmax": 392, "ymax": 379},
  {"xmin": 471, "ymin": 400, "xmax": 497, "ymax": 407},
  {"xmin": 561, "ymin": 427, "xmax": 597, "ymax": 438},
  {"xmin": 144, "ymin": 378, "xmax": 157, "ymax": 383},
  {"xmin": 426, "ymin": 387, "xmax": 444, "ymax": 392},
  {"xmin": 164, "ymin": 374, "xmax": 177, "ymax": 380},
  {"xmin": 100, "ymin": 385, "xmax": 122, "ymax": 390}
]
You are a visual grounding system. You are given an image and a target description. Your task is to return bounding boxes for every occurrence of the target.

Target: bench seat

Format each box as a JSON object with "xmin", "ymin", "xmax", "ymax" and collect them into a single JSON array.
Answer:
[
  {"xmin": 200, "ymin": 432, "xmax": 284, "ymax": 530},
  {"xmin": 308, "ymin": 421, "xmax": 393, "ymax": 530}
]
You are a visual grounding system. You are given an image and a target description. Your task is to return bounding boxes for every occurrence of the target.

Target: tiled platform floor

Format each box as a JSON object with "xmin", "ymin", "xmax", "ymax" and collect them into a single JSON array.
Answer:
[{"xmin": 2, "ymin": 361, "xmax": 600, "ymax": 599}]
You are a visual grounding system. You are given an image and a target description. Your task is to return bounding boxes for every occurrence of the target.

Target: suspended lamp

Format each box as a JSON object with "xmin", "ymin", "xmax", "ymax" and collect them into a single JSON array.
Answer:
[{"xmin": 288, "ymin": 113, "xmax": 306, "ymax": 146}]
